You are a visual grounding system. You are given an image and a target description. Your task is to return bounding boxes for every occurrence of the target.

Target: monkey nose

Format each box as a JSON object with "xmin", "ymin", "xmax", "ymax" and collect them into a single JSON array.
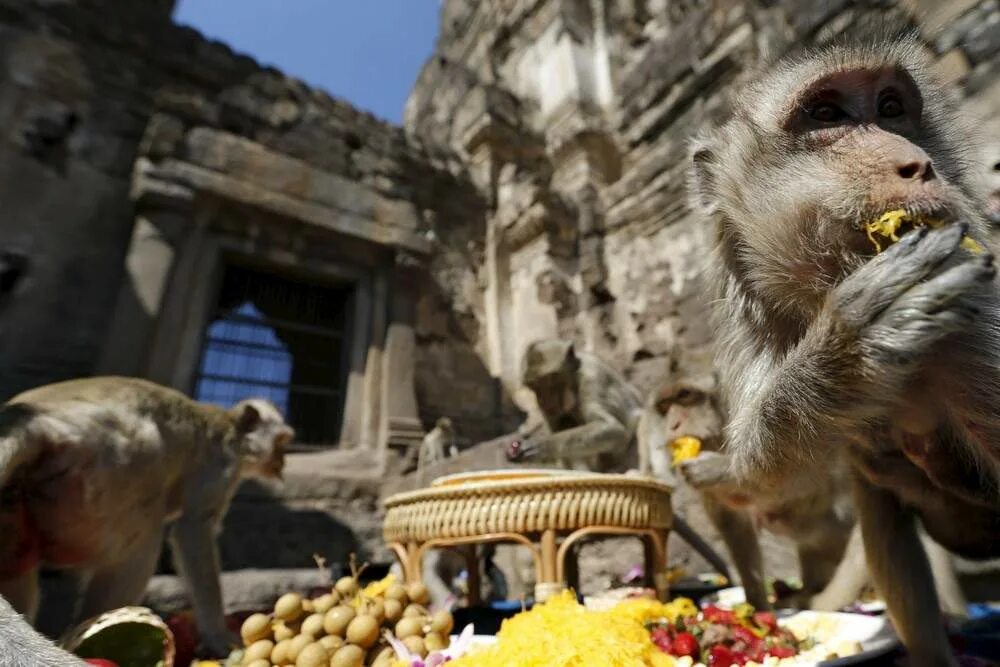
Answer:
[{"xmin": 895, "ymin": 159, "xmax": 935, "ymax": 182}]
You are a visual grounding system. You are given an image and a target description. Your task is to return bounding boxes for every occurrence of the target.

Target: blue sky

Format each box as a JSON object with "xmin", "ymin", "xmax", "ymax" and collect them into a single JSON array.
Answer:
[{"xmin": 173, "ymin": 1, "xmax": 440, "ymax": 124}]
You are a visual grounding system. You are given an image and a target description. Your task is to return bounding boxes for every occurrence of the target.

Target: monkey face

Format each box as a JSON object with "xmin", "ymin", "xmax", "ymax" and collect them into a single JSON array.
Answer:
[
  {"xmin": 692, "ymin": 41, "xmax": 984, "ymax": 301},
  {"xmin": 529, "ymin": 374, "xmax": 578, "ymax": 420},
  {"xmin": 230, "ymin": 399, "xmax": 294, "ymax": 479},
  {"xmin": 985, "ymin": 138, "xmax": 1000, "ymax": 225}
]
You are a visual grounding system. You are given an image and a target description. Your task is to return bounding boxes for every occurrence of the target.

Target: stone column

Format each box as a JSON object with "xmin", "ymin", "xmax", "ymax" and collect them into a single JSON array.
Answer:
[
  {"xmin": 97, "ymin": 191, "xmax": 192, "ymax": 377},
  {"xmin": 378, "ymin": 251, "xmax": 425, "ymax": 456}
]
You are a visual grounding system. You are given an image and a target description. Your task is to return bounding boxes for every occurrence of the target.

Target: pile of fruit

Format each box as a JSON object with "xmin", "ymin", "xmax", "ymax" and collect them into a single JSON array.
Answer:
[
  {"xmin": 646, "ymin": 603, "xmax": 802, "ymax": 666},
  {"xmin": 231, "ymin": 562, "xmax": 453, "ymax": 667}
]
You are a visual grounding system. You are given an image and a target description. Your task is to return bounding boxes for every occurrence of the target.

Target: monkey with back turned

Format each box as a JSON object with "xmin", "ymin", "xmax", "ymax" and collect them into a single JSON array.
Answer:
[
  {"xmin": 0, "ymin": 376, "xmax": 293, "ymax": 657},
  {"xmin": 691, "ymin": 26, "xmax": 1000, "ymax": 666}
]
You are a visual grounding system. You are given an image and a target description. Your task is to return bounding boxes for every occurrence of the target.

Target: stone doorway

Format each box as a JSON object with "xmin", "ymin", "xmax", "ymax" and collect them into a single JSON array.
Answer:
[{"xmin": 193, "ymin": 260, "xmax": 355, "ymax": 448}]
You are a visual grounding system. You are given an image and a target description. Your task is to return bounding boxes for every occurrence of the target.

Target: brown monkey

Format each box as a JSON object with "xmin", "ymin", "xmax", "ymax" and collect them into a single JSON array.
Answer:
[
  {"xmin": 691, "ymin": 28, "xmax": 1000, "ymax": 665},
  {"xmin": 0, "ymin": 377, "xmax": 292, "ymax": 656},
  {"xmin": 505, "ymin": 339, "xmax": 643, "ymax": 471},
  {"xmin": 0, "ymin": 595, "xmax": 86, "ymax": 667}
]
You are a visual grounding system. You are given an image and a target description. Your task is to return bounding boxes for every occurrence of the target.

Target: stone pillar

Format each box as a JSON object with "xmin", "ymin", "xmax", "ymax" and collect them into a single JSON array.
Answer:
[
  {"xmin": 378, "ymin": 251, "xmax": 425, "ymax": 456},
  {"xmin": 97, "ymin": 193, "xmax": 192, "ymax": 377}
]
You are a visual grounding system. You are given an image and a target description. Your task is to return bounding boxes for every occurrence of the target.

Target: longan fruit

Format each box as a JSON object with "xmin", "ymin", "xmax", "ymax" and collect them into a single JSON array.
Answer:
[
  {"xmin": 245, "ymin": 660, "xmax": 270, "ymax": 667},
  {"xmin": 429, "ymin": 609, "xmax": 454, "ymax": 636},
  {"xmin": 382, "ymin": 599, "xmax": 403, "ymax": 624},
  {"xmin": 405, "ymin": 582, "xmax": 430, "ymax": 606},
  {"xmin": 366, "ymin": 599, "xmax": 385, "ymax": 624},
  {"xmin": 295, "ymin": 641, "xmax": 329, "ymax": 667},
  {"xmin": 323, "ymin": 605, "xmax": 356, "ymax": 636},
  {"xmin": 330, "ymin": 644, "xmax": 365, "ymax": 667},
  {"xmin": 328, "ymin": 589, "xmax": 343, "ymax": 605},
  {"xmin": 368, "ymin": 647, "xmax": 395, "ymax": 667},
  {"xmin": 345, "ymin": 614, "xmax": 379, "ymax": 649},
  {"xmin": 402, "ymin": 636, "xmax": 427, "ymax": 658},
  {"xmin": 312, "ymin": 593, "xmax": 337, "ymax": 615},
  {"xmin": 394, "ymin": 617, "xmax": 423, "ymax": 640},
  {"xmin": 334, "ymin": 576, "xmax": 358, "ymax": 597},
  {"xmin": 243, "ymin": 639, "xmax": 275, "ymax": 664},
  {"xmin": 274, "ymin": 620, "xmax": 296, "ymax": 642},
  {"xmin": 287, "ymin": 634, "xmax": 314, "ymax": 662},
  {"xmin": 383, "ymin": 583, "xmax": 407, "ymax": 604},
  {"xmin": 318, "ymin": 635, "xmax": 344, "ymax": 651},
  {"xmin": 402, "ymin": 604, "xmax": 428, "ymax": 619},
  {"xmin": 302, "ymin": 598, "xmax": 315, "ymax": 613},
  {"xmin": 300, "ymin": 613, "xmax": 325, "ymax": 638},
  {"xmin": 241, "ymin": 613, "xmax": 272, "ymax": 645},
  {"xmin": 424, "ymin": 631, "xmax": 447, "ymax": 653},
  {"xmin": 275, "ymin": 592, "xmax": 305, "ymax": 622},
  {"xmin": 271, "ymin": 638, "xmax": 293, "ymax": 664}
]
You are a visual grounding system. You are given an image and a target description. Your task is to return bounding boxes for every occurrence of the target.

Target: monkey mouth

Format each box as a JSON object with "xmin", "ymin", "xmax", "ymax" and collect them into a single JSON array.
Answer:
[{"xmin": 987, "ymin": 193, "xmax": 1000, "ymax": 225}]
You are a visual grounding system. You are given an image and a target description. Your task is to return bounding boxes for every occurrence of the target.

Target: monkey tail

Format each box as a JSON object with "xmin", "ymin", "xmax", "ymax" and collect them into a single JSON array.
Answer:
[{"xmin": 0, "ymin": 403, "xmax": 39, "ymax": 490}]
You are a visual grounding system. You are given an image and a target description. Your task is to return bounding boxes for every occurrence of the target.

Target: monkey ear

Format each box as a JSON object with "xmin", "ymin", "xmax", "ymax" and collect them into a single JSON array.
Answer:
[
  {"xmin": 235, "ymin": 403, "xmax": 262, "ymax": 433},
  {"xmin": 688, "ymin": 133, "xmax": 720, "ymax": 215}
]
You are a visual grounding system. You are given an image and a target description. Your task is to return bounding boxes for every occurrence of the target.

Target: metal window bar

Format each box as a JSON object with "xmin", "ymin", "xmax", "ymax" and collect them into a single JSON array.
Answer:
[{"xmin": 193, "ymin": 262, "xmax": 352, "ymax": 448}]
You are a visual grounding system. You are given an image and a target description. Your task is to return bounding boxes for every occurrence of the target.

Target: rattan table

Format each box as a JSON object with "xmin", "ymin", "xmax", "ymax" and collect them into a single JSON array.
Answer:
[{"xmin": 383, "ymin": 469, "xmax": 673, "ymax": 603}]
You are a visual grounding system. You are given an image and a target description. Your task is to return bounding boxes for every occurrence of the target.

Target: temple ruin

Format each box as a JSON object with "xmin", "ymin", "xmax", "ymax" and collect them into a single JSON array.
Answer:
[{"xmin": 1, "ymin": 0, "xmax": 998, "ymax": 605}]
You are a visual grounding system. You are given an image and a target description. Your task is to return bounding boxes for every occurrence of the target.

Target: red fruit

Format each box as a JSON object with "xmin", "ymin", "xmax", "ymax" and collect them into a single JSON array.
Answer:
[
  {"xmin": 709, "ymin": 645, "xmax": 736, "ymax": 667},
  {"xmin": 84, "ymin": 660, "xmax": 119, "ymax": 667},
  {"xmin": 732, "ymin": 626, "xmax": 757, "ymax": 644},
  {"xmin": 768, "ymin": 645, "xmax": 797, "ymax": 659},
  {"xmin": 671, "ymin": 632, "xmax": 699, "ymax": 657},
  {"xmin": 732, "ymin": 653, "xmax": 750, "ymax": 666},
  {"xmin": 753, "ymin": 611, "xmax": 778, "ymax": 631},
  {"xmin": 651, "ymin": 627, "xmax": 673, "ymax": 653},
  {"xmin": 703, "ymin": 605, "xmax": 735, "ymax": 625}
]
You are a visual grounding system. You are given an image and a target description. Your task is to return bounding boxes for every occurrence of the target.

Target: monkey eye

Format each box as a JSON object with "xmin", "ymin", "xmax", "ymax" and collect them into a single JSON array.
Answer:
[
  {"xmin": 878, "ymin": 95, "xmax": 905, "ymax": 118},
  {"xmin": 807, "ymin": 101, "xmax": 847, "ymax": 123}
]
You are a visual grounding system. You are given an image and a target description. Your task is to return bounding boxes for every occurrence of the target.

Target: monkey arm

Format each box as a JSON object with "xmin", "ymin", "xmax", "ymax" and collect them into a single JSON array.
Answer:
[{"xmin": 529, "ymin": 419, "xmax": 629, "ymax": 462}]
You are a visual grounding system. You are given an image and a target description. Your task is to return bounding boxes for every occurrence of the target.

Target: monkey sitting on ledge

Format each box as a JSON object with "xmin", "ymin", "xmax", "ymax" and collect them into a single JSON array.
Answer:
[
  {"xmin": 0, "ymin": 377, "xmax": 293, "ymax": 657},
  {"xmin": 691, "ymin": 25, "xmax": 1000, "ymax": 666}
]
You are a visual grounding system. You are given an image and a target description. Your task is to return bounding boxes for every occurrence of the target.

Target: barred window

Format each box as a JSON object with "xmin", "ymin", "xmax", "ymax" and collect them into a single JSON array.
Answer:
[{"xmin": 194, "ymin": 261, "xmax": 352, "ymax": 448}]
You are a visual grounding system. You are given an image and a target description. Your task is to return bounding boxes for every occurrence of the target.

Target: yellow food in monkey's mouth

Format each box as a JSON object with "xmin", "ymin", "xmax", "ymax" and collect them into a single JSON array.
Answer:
[
  {"xmin": 865, "ymin": 208, "xmax": 984, "ymax": 254},
  {"xmin": 670, "ymin": 436, "xmax": 702, "ymax": 465}
]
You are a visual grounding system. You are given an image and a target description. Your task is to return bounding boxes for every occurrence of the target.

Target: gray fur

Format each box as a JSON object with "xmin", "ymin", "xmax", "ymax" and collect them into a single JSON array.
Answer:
[
  {"xmin": 692, "ymin": 32, "xmax": 1000, "ymax": 666},
  {"xmin": 0, "ymin": 596, "xmax": 85, "ymax": 667}
]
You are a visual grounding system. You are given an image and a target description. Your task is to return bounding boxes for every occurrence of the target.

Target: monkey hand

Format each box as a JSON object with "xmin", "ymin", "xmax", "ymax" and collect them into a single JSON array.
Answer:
[
  {"xmin": 677, "ymin": 451, "xmax": 732, "ymax": 491},
  {"xmin": 834, "ymin": 223, "xmax": 994, "ymax": 368},
  {"xmin": 505, "ymin": 437, "xmax": 540, "ymax": 462}
]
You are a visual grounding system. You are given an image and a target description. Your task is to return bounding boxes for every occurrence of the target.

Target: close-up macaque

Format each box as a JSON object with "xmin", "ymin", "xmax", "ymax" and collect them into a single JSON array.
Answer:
[
  {"xmin": 691, "ymin": 25, "xmax": 1000, "ymax": 665},
  {"xmin": 0, "ymin": 377, "xmax": 293, "ymax": 656}
]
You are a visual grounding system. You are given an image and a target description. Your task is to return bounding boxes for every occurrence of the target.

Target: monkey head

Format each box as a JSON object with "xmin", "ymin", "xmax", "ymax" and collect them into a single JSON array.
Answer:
[
  {"xmin": 229, "ymin": 399, "xmax": 294, "ymax": 480},
  {"xmin": 650, "ymin": 376, "xmax": 721, "ymax": 445},
  {"xmin": 520, "ymin": 339, "xmax": 581, "ymax": 422},
  {"xmin": 435, "ymin": 416, "xmax": 454, "ymax": 434},
  {"xmin": 691, "ymin": 32, "xmax": 986, "ymax": 313}
]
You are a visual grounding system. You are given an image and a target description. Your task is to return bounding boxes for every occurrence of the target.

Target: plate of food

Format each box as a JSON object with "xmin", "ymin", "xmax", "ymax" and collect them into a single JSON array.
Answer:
[{"xmin": 431, "ymin": 591, "xmax": 898, "ymax": 667}]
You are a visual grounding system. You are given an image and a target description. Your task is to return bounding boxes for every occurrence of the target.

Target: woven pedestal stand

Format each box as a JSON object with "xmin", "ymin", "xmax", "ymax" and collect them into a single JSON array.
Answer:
[{"xmin": 383, "ymin": 469, "xmax": 673, "ymax": 603}]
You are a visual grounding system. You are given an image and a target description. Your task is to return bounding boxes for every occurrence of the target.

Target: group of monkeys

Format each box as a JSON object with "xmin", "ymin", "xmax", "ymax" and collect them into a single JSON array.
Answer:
[{"xmin": 2, "ymin": 26, "xmax": 1000, "ymax": 667}]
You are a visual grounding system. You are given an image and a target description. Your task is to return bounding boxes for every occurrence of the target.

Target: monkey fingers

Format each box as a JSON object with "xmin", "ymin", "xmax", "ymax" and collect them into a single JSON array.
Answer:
[
  {"xmin": 865, "ymin": 253, "xmax": 995, "ymax": 359},
  {"xmin": 677, "ymin": 451, "xmax": 734, "ymax": 491},
  {"xmin": 835, "ymin": 224, "xmax": 969, "ymax": 327}
]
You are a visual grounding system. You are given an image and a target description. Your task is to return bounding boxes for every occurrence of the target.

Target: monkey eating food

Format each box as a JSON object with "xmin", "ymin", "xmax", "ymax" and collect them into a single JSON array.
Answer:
[
  {"xmin": 0, "ymin": 376, "xmax": 293, "ymax": 657},
  {"xmin": 691, "ymin": 26, "xmax": 1000, "ymax": 666}
]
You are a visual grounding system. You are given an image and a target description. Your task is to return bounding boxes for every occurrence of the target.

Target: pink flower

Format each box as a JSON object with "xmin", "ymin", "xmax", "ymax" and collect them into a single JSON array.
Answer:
[{"xmin": 386, "ymin": 624, "xmax": 477, "ymax": 667}]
